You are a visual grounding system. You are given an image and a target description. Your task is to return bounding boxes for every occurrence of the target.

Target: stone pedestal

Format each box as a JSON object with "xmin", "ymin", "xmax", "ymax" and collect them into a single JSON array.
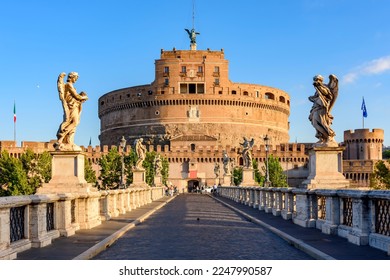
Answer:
[
  {"xmin": 301, "ymin": 145, "xmax": 350, "ymax": 190},
  {"xmin": 154, "ymin": 175, "xmax": 163, "ymax": 187},
  {"xmin": 223, "ymin": 174, "xmax": 232, "ymax": 186},
  {"xmin": 37, "ymin": 151, "xmax": 101, "ymax": 233},
  {"xmin": 38, "ymin": 151, "xmax": 97, "ymax": 194},
  {"xmin": 131, "ymin": 169, "xmax": 149, "ymax": 188},
  {"xmin": 241, "ymin": 168, "xmax": 255, "ymax": 187}
]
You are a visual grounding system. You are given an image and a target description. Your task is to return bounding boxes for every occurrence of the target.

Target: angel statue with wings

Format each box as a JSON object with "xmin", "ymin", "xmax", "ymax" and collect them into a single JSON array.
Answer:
[
  {"xmin": 185, "ymin": 28, "xmax": 200, "ymax": 44},
  {"xmin": 134, "ymin": 138, "xmax": 147, "ymax": 170},
  {"xmin": 240, "ymin": 137, "xmax": 255, "ymax": 169},
  {"xmin": 54, "ymin": 72, "xmax": 88, "ymax": 151},
  {"xmin": 308, "ymin": 74, "xmax": 338, "ymax": 146}
]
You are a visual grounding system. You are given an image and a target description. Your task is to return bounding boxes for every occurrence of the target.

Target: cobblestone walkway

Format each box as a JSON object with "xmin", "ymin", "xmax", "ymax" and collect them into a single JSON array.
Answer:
[{"xmin": 94, "ymin": 194, "xmax": 313, "ymax": 260}]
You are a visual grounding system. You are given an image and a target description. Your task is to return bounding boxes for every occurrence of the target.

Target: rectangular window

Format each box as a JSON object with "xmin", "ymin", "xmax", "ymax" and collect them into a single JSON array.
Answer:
[
  {"xmin": 198, "ymin": 66, "xmax": 203, "ymax": 73},
  {"xmin": 256, "ymin": 91, "xmax": 259, "ymax": 98},
  {"xmin": 219, "ymin": 91, "xmax": 223, "ymax": 95},
  {"xmin": 215, "ymin": 78, "xmax": 220, "ymax": 85},
  {"xmin": 197, "ymin": 83, "xmax": 204, "ymax": 94},
  {"xmin": 189, "ymin": 83, "xmax": 196, "ymax": 94},
  {"xmin": 181, "ymin": 66, "xmax": 187, "ymax": 73},
  {"xmin": 164, "ymin": 66, "xmax": 169, "ymax": 73},
  {"xmin": 232, "ymin": 90, "xmax": 236, "ymax": 95},
  {"xmin": 164, "ymin": 79, "xmax": 169, "ymax": 86},
  {"xmin": 214, "ymin": 66, "xmax": 220, "ymax": 73},
  {"xmin": 180, "ymin": 83, "xmax": 187, "ymax": 93}
]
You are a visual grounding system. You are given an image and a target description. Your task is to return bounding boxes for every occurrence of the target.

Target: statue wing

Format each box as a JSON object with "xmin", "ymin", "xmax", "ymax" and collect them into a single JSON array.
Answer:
[
  {"xmin": 249, "ymin": 138, "xmax": 255, "ymax": 148},
  {"xmin": 57, "ymin": 72, "xmax": 66, "ymax": 101},
  {"xmin": 185, "ymin": 29, "xmax": 190, "ymax": 35},
  {"xmin": 328, "ymin": 74, "xmax": 339, "ymax": 113}
]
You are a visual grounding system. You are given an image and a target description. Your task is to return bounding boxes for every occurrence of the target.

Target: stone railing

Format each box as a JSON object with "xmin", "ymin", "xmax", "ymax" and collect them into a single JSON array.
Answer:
[
  {"xmin": 0, "ymin": 187, "xmax": 164, "ymax": 260},
  {"xmin": 218, "ymin": 186, "xmax": 390, "ymax": 255}
]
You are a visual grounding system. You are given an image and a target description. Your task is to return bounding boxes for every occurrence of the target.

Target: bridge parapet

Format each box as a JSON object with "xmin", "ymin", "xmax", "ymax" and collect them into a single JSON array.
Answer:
[
  {"xmin": 0, "ymin": 187, "xmax": 164, "ymax": 260},
  {"xmin": 218, "ymin": 186, "xmax": 390, "ymax": 255}
]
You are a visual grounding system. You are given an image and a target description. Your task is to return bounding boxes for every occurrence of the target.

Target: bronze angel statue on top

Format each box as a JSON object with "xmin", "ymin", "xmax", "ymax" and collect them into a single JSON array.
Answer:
[
  {"xmin": 308, "ymin": 74, "xmax": 338, "ymax": 146},
  {"xmin": 54, "ymin": 72, "xmax": 88, "ymax": 151}
]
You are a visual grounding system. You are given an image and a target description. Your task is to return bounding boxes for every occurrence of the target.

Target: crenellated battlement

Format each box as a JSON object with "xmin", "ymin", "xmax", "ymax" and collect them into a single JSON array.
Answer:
[{"xmin": 344, "ymin": 128, "xmax": 384, "ymax": 143}]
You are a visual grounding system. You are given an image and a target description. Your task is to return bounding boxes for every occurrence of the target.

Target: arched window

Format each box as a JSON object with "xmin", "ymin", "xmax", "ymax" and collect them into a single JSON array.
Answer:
[
  {"xmin": 265, "ymin": 92, "xmax": 275, "ymax": 100},
  {"xmin": 279, "ymin": 96, "xmax": 285, "ymax": 103},
  {"xmin": 190, "ymin": 143, "xmax": 196, "ymax": 152}
]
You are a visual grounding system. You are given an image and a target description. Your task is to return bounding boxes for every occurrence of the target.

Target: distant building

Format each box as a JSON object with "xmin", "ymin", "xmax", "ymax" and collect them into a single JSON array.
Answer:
[{"xmin": 342, "ymin": 128, "xmax": 384, "ymax": 188}]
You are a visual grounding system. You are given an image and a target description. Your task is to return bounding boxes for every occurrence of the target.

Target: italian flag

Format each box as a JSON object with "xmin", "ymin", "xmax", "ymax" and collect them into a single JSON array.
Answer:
[{"xmin": 13, "ymin": 102, "xmax": 16, "ymax": 123}]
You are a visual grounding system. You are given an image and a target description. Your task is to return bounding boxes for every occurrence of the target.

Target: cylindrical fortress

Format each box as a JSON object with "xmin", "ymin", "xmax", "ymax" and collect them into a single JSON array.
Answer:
[
  {"xmin": 99, "ymin": 48, "xmax": 290, "ymax": 147},
  {"xmin": 343, "ymin": 128, "xmax": 384, "ymax": 160}
]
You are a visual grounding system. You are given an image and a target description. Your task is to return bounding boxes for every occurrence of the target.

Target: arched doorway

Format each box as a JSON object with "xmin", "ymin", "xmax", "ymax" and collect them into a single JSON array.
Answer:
[{"xmin": 187, "ymin": 179, "xmax": 200, "ymax": 193}]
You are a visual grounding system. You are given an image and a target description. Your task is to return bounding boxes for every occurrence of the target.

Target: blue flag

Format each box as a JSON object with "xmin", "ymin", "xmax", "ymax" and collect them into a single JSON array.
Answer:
[{"xmin": 361, "ymin": 98, "xmax": 367, "ymax": 118}]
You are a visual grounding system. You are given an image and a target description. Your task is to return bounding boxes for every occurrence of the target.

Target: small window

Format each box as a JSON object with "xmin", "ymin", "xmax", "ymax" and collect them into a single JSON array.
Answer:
[
  {"xmin": 279, "ymin": 96, "xmax": 286, "ymax": 103},
  {"xmin": 243, "ymin": 91, "xmax": 248, "ymax": 96},
  {"xmin": 164, "ymin": 79, "xmax": 169, "ymax": 86},
  {"xmin": 180, "ymin": 83, "xmax": 187, "ymax": 93},
  {"xmin": 232, "ymin": 90, "xmax": 237, "ymax": 95},
  {"xmin": 215, "ymin": 78, "xmax": 220, "ymax": 85},
  {"xmin": 256, "ymin": 91, "xmax": 259, "ymax": 98},
  {"xmin": 191, "ymin": 143, "xmax": 196, "ymax": 152},
  {"xmin": 164, "ymin": 66, "xmax": 169, "ymax": 73},
  {"xmin": 181, "ymin": 66, "xmax": 187, "ymax": 73},
  {"xmin": 218, "ymin": 91, "xmax": 223, "ymax": 95},
  {"xmin": 197, "ymin": 83, "xmax": 204, "ymax": 94},
  {"xmin": 198, "ymin": 66, "xmax": 203, "ymax": 73},
  {"xmin": 214, "ymin": 66, "xmax": 220, "ymax": 73},
  {"xmin": 189, "ymin": 83, "xmax": 196, "ymax": 94}
]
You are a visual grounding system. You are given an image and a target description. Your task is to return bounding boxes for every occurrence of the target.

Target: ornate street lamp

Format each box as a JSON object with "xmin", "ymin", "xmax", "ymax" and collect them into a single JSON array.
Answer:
[
  {"xmin": 263, "ymin": 134, "xmax": 271, "ymax": 187},
  {"xmin": 120, "ymin": 136, "xmax": 126, "ymax": 188}
]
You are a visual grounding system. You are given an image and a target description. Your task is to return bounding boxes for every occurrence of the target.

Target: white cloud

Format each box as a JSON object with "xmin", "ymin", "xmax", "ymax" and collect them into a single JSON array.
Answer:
[{"xmin": 342, "ymin": 55, "xmax": 390, "ymax": 84}]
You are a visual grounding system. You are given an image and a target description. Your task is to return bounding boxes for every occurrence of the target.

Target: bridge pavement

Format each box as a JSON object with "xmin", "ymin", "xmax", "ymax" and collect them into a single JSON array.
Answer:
[{"xmin": 17, "ymin": 194, "xmax": 390, "ymax": 260}]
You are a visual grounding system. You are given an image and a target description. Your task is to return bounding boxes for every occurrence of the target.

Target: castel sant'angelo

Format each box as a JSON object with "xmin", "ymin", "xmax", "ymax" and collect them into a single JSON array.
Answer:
[{"xmin": 98, "ymin": 29, "xmax": 305, "ymax": 190}]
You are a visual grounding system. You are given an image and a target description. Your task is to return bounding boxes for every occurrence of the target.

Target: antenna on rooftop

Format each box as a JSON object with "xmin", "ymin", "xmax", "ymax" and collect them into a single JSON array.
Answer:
[
  {"xmin": 192, "ymin": 0, "xmax": 195, "ymax": 29},
  {"xmin": 185, "ymin": 0, "xmax": 200, "ymax": 50}
]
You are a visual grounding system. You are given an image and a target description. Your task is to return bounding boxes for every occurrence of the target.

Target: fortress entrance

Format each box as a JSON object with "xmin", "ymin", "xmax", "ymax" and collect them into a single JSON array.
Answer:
[{"xmin": 187, "ymin": 180, "xmax": 200, "ymax": 193}]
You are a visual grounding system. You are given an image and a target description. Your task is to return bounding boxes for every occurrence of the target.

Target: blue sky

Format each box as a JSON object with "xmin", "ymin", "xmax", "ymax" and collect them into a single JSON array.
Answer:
[{"xmin": 0, "ymin": 0, "xmax": 389, "ymax": 147}]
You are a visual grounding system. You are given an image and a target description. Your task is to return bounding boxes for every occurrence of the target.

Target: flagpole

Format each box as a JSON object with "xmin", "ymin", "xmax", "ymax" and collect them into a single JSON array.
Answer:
[{"xmin": 13, "ymin": 101, "xmax": 16, "ymax": 145}]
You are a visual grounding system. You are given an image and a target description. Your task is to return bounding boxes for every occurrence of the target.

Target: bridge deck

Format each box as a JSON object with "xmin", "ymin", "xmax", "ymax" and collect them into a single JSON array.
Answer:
[{"xmin": 16, "ymin": 194, "xmax": 390, "ymax": 260}]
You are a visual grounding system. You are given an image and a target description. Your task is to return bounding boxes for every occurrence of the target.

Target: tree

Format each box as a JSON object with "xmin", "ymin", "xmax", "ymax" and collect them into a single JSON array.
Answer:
[
  {"xmin": 232, "ymin": 166, "xmax": 243, "ymax": 186},
  {"xmin": 98, "ymin": 147, "xmax": 122, "ymax": 189},
  {"xmin": 262, "ymin": 155, "xmax": 288, "ymax": 187},
  {"xmin": 370, "ymin": 160, "xmax": 390, "ymax": 190},
  {"xmin": 252, "ymin": 159, "xmax": 264, "ymax": 186},
  {"xmin": 0, "ymin": 151, "xmax": 31, "ymax": 196},
  {"xmin": 20, "ymin": 149, "xmax": 52, "ymax": 194},
  {"xmin": 84, "ymin": 156, "xmax": 97, "ymax": 184},
  {"xmin": 383, "ymin": 150, "xmax": 390, "ymax": 159}
]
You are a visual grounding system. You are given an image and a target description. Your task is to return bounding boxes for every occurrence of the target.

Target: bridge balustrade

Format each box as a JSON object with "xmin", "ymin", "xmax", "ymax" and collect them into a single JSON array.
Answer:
[
  {"xmin": 0, "ymin": 187, "xmax": 164, "ymax": 260},
  {"xmin": 218, "ymin": 186, "xmax": 390, "ymax": 255}
]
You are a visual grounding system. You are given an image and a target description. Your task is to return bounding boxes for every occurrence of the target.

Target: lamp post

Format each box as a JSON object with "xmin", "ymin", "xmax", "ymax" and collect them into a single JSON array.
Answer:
[
  {"xmin": 263, "ymin": 134, "xmax": 271, "ymax": 187},
  {"xmin": 120, "ymin": 136, "xmax": 126, "ymax": 189}
]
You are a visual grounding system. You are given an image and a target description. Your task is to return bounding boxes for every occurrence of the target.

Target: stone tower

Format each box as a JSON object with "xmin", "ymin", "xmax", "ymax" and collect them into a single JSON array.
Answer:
[{"xmin": 343, "ymin": 129, "xmax": 384, "ymax": 160}]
